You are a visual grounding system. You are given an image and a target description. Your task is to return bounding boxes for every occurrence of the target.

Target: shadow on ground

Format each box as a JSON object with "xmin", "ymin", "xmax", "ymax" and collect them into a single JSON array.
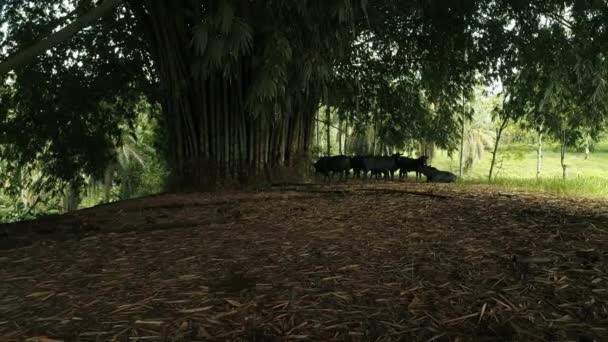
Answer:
[{"xmin": 1, "ymin": 183, "xmax": 607, "ymax": 341}]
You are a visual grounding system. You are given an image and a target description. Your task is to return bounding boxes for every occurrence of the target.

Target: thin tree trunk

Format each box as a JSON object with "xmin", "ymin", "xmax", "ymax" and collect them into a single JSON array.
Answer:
[
  {"xmin": 459, "ymin": 117, "xmax": 465, "ymax": 177},
  {"xmin": 560, "ymin": 127, "xmax": 567, "ymax": 180},
  {"xmin": 337, "ymin": 117, "xmax": 343, "ymax": 155},
  {"xmin": 409, "ymin": 139, "xmax": 415, "ymax": 157},
  {"xmin": 279, "ymin": 114, "xmax": 288, "ymax": 165},
  {"xmin": 264, "ymin": 117, "xmax": 271, "ymax": 175},
  {"xmin": 254, "ymin": 118, "xmax": 260, "ymax": 173},
  {"xmin": 536, "ymin": 130, "xmax": 543, "ymax": 179},
  {"xmin": 223, "ymin": 79, "xmax": 230, "ymax": 180},
  {"xmin": 63, "ymin": 180, "xmax": 81, "ymax": 213},
  {"xmin": 316, "ymin": 107, "xmax": 320, "ymax": 156},
  {"xmin": 488, "ymin": 116, "xmax": 509, "ymax": 181},
  {"xmin": 419, "ymin": 141, "xmax": 434, "ymax": 161},
  {"xmin": 371, "ymin": 121, "xmax": 378, "ymax": 155},
  {"xmin": 103, "ymin": 162, "xmax": 115, "ymax": 203},
  {"xmin": 584, "ymin": 135, "xmax": 590, "ymax": 160},
  {"xmin": 325, "ymin": 105, "xmax": 331, "ymax": 156},
  {"xmin": 343, "ymin": 116, "xmax": 349, "ymax": 155}
]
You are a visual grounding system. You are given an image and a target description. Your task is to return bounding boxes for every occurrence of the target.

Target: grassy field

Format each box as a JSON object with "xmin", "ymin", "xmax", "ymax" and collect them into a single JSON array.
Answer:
[{"xmin": 429, "ymin": 142, "xmax": 608, "ymax": 198}]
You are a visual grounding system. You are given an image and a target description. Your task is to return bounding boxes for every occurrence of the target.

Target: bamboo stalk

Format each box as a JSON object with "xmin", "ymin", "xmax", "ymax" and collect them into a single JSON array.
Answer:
[
  {"xmin": 201, "ymin": 79, "xmax": 210, "ymax": 158},
  {"xmin": 209, "ymin": 73, "xmax": 217, "ymax": 180},
  {"xmin": 223, "ymin": 79, "xmax": 230, "ymax": 181}
]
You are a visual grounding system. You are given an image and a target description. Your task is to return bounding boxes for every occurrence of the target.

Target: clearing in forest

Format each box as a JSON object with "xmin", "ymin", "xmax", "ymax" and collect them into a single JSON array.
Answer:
[{"xmin": 0, "ymin": 184, "xmax": 607, "ymax": 341}]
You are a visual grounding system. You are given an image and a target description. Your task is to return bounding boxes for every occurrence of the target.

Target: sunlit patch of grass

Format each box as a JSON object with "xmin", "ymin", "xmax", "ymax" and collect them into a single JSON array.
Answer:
[
  {"xmin": 425, "ymin": 142, "xmax": 608, "ymax": 199},
  {"xmin": 594, "ymin": 141, "xmax": 608, "ymax": 153},
  {"xmin": 431, "ymin": 144, "xmax": 608, "ymax": 180},
  {"xmin": 459, "ymin": 176, "xmax": 608, "ymax": 199}
]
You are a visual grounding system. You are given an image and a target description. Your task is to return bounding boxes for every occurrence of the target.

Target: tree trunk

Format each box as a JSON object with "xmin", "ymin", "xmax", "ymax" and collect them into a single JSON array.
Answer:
[
  {"xmin": 488, "ymin": 116, "xmax": 509, "ymax": 181},
  {"xmin": 316, "ymin": 107, "xmax": 320, "ymax": 156},
  {"xmin": 134, "ymin": 1, "xmax": 317, "ymax": 190},
  {"xmin": 325, "ymin": 105, "xmax": 331, "ymax": 156},
  {"xmin": 63, "ymin": 181, "xmax": 81, "ymax": 213},
  {"xmin": 343, "ymin": 116, "xmax": 349, "ymax": 155},
  {"xmin": 536, "ymin": 130, "xmax": 543, "ymax": 179},
  {"xmin": 371, "ymin": 131, "xmax": 377, "ymax": 155},
  {"xmin": 103, "ymin": 162, "xmax": 115, "ymax": 203},
  {"xmin": 427, "ymin": 142, "xmax": 435, "ymax": 161},
  {"xmin": 337, "ymin": 117, "xmax": 343, "ymax": 155},
  {"xmin": 459, "ymin": 117, "xmax": 465, "ymax": 177},
  {"xmin": 584, "ymin": 135, "xmax": 590, "ymax": 160},
  {"xmin": 560, "ymin": 128, "xmax": 567, "ymax": 180}
]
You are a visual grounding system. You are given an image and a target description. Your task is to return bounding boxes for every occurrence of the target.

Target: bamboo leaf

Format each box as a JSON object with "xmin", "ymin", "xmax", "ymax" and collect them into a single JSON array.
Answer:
[
  {"xmin": 192, "ymin": 22, "xmax": 209, "ymax": 56},
  {"xmin": 233, "ymin": 18, "xmax": 253, "ymax": 55},
  {"xmin": 218, "ymin": 1, "xmax": 235, "ymax": 35}
]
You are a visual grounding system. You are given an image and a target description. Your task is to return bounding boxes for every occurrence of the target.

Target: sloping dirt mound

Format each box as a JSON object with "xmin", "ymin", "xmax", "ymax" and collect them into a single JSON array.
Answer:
[{"xmin": 1, "ymin": 183, "xmax": 607, "ymax": 341}]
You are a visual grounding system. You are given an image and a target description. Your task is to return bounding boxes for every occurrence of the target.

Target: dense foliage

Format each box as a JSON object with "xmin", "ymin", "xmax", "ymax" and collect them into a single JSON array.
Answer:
[{"xmin": 1, "ymin": 0, "xmax": 153, "ymax": 206}]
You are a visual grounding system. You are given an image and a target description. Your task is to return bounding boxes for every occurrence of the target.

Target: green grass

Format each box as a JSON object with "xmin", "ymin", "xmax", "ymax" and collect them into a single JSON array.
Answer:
[
  {"xmin": 594, "ymin": 141, "xmax": 608, "ymax": 153},
  {"xmin": 428, "ymin": 142, "xmax": 608, "ymax": 198},
  {"xmin": 460, "ymin": 176, "xmax": 608, "ymax": 198}
]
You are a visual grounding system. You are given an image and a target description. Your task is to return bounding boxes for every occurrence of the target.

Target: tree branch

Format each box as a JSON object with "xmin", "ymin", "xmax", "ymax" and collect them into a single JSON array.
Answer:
[
  {"xmin": 0, "ymin": 0, "xmax": 125, "ymax": 76},
  {"xmin": 542, "ymin": 11, "xmax": 574, "ymax": 30},
  {"xmin": 314, "ymin": 117, "xmax": 344, "ymax": 131}
]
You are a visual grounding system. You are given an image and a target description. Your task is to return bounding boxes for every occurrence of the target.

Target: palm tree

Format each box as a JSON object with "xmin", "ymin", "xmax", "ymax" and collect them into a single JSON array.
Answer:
[{"xmin": 462, "ymin": 121, "xmax": 494, "ymax": 174}]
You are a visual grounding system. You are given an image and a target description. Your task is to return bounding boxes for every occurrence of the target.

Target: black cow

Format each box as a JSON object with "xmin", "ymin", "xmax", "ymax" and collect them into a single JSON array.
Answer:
[
  {"xmin": 314, "ymin": 155, "xmax": 351, "ymax": 182},
  {"xmin": 396, "ymin": 155, "xmax": 429, "ymax": 180},
  {"xmin": 418, "ymin": 165, "xmax": 457, "ymax": 183},
  {"xmin": 350, "ymin": 156, "xmax": 367, "ymax": 179},
  {"xmin": 362, "ymin": 154, "xmax": 400, "ymax": 181}
]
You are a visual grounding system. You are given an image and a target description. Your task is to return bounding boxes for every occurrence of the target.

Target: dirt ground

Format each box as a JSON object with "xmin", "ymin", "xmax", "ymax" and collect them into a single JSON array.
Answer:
[{"xmin": 1, "ymin": 183, "xmax": 607, "ymax": 342}]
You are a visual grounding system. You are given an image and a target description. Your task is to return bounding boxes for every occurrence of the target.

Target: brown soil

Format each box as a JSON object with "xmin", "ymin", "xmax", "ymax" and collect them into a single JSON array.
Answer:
[{"xmin": 1, "ymin": 183, "xmax": 607, "ymax": 341}]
